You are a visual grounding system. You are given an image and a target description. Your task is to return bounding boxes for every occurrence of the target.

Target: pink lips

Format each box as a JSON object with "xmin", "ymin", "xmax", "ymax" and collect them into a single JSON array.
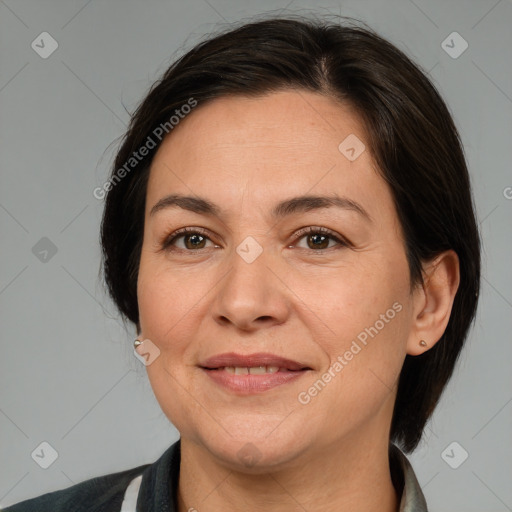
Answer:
[
  {"xmin": 200, "ymin": 352, "xmax": 310, "ymax": 371},
  {"xmin": 199, "ymin": 352, "xmax": 311, "ymax": 394}
]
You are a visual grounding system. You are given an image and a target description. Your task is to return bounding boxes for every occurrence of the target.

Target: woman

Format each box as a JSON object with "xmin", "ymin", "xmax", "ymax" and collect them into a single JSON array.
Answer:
[{"xmin": 4, "ymin": 14, "xmax": 480, "ymax": 512}]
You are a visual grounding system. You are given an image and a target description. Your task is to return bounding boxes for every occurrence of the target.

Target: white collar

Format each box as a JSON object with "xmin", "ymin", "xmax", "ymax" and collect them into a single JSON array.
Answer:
[{"xmin": 120, "ymin": 474, "xmax": 143, "ymax": 511}]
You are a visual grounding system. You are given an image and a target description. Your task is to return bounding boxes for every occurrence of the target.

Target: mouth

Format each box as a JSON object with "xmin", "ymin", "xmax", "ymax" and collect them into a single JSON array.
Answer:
[
  {"xmin": 199, "ymin": 352, "xmax": 311, "ymax": 371},
  {"xmin": 199, "ymin": 352, "xmax": 312, "ymax": 394},
  {"xmin": 203, "ymin": 366, "xmax": 305, "ymax": 374}
]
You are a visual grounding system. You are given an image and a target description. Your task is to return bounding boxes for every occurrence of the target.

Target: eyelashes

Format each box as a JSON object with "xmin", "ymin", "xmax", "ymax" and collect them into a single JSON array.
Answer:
[
  {"xmin": 161, "ymin": 227, "xmax": 214, "ymax": 251},
  {"xmin": 292, "ymin": 226, "xmax": 350, "ymax": 251},
  {"xmin": 160, "ymin": 226, "xmax": 351, "ymax": 253}
]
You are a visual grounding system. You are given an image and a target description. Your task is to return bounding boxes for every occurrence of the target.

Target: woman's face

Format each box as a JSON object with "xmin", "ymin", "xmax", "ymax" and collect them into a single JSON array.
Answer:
[{"xmin": 137, "ymin": 90, "xmax": 420, "ymax": 469}]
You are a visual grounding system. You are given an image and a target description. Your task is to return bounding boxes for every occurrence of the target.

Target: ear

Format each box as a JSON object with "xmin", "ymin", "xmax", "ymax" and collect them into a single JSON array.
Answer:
[{"xmin": 407, "ymin": 250, "xmax": 460, "ymax": 356}]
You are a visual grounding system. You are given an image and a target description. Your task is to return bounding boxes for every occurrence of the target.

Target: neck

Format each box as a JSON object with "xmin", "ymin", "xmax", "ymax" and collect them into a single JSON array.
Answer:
[{"xmin": 176, "ymin": 432, "xmax": 399, "ymax": 512}]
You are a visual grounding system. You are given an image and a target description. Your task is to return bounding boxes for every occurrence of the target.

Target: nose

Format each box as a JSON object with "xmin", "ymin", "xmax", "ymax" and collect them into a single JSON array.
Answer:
[{"xmin": 212, "ymin": 244, "xmax": 291, "ymax": 332}]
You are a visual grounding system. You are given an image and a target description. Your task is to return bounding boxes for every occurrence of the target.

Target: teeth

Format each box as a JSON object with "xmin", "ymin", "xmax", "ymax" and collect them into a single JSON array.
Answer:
[
  {"xmin": 223, "ymin": 366, "xmax": 281, "ymax": 374},
  {"xmin": 248, "ymin": 366, "xmax": 266, "ymax": 375}
]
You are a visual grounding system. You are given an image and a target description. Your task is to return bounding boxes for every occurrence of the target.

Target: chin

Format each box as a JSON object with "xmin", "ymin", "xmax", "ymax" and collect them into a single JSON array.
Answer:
[{"xmin": 196, "ymin": 421, "xmax": 314, "ymax": 473}]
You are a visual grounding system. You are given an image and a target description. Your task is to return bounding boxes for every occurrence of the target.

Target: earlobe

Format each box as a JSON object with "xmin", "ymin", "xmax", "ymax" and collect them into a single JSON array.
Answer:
[{"xmin": 407, "ymin": 250, "xmax": 460, "ymax": 356}]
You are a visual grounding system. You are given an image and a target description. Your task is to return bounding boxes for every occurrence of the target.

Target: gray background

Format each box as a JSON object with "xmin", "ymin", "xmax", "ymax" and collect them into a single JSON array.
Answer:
[{"xmin": 0, "ymin": 0, "xmax": 511, "ymax": 510}]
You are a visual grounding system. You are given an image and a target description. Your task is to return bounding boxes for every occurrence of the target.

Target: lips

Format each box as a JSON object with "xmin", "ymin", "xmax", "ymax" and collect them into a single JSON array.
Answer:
[
  {"xmin": 199, "ymin": 352, "xmax": 312, "ymax": 394},
  {"xmin": 199, "ymin": 352, "xmax": 311, "ymax": 372}
]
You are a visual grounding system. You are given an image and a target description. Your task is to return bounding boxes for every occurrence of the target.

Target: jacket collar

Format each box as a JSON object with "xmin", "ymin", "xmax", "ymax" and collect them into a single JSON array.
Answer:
[
  {"xmin": 136, "ymin": 439, "xmax": 180, "ymax": 511},
  {"xmin": 389, "ymin": 443, "xmax": 429, "ymax": 511},
  {"xmin": 135, "ymin": 439, "xmax": 428, "ymax": 511}
]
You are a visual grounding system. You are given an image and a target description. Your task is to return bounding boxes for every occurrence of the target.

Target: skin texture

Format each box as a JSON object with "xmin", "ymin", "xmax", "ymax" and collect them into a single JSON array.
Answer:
[{"xmin": 136, "ymin": 90, "xmax": 460, "ymax": 512}]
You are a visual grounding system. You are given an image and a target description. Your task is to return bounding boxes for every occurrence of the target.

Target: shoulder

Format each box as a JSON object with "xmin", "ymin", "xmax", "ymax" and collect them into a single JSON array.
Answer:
[{"xmin": 2, "ymin": 463, "xmax": 150, "ymax": 512}]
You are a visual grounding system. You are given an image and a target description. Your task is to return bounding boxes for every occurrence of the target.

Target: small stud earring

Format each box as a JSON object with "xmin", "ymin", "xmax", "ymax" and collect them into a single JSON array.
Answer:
[
  {"xmin": 419, "ymin": 340, "xmax": 427, "ymax": 347},
  {"xmin": 134, "ymin": 339, "xmax": 143, "ymax": 349}
]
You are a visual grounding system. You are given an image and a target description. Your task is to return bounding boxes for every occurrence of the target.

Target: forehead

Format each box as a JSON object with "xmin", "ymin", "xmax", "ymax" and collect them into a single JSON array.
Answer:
[
  {"xmin": 153, "ymin": 90, "xmax": 366, "ymax": 163},
  {"xmin": 146, "ymin": 90, "xmax": 391, "ymax": 221}
]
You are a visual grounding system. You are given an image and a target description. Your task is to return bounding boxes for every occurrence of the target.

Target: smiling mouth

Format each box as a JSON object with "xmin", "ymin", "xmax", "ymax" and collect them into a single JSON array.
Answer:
[
  {"xmin": 199, "ymin": 352, "xmax": 311, "ymax": 371},
  {"xmin": 204, "ymin": 366, "xmax": 308, "ymax": 375},
  {"xmin": 200, "ymin": 366, "xmax": 311, "ymax": 394},
  {"xmin": 198, "ymin": 352, "xmax": 312, "ymax": 393}
]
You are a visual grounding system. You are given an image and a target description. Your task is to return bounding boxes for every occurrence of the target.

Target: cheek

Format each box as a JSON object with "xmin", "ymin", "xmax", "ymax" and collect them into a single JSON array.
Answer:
[
  {"xmin": 136, "ymin": 258, "xmax": 205, "ymax": 433},
  {"xmin": 136, "ymin": 252, "xmax": 220, "ymax": 356},
  {"xmin": 137, "ymin": 254, "xmax": 187, "ymax": 345},
  {"xmin": 290, "ymin": 255, "xmax": 411, "ymax": 395},
  {"xmin": 295, "ymin": 275, "xmax": 409, "ymax": 434},
  {"xmin": 289, "ymin": 254, "xmax": 408, "ymax": 341},
  {"xmin": 138, "ymin": 289, "xmax": 186, "ymax": 346}
]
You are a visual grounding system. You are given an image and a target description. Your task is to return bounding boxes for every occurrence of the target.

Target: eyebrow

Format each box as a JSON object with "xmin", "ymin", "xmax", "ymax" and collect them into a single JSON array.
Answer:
[{"xmin": 149, "ymin": 193, "xmax": 372, "ymax": 222}]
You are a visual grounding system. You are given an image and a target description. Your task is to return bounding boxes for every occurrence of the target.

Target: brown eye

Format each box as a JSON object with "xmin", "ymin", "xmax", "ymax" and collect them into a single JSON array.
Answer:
[
  {"xmin": 305, "ymin": 233, "xmax": 331, "ymax": 250},
  {"xmin": 293, "ymin": 227, "xmax": 349, "ymax": 251},
  {"xmin": 181, "ymin": 233, "xmax": 207, "ymax": 250},
  {"xmin": 162, "ymin": 227, "xmax": 216, "ymax": 251}
]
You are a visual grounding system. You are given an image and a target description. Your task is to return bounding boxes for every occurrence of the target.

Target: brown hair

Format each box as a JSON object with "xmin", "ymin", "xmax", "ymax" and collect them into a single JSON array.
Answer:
[{"xmin": 100, "ymin": 15, "xmax": 481, "ymax": 452}]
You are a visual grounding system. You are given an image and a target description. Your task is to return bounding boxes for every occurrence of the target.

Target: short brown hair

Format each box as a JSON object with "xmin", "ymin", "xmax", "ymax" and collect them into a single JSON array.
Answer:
[{"xmin": 100, "ymin": 15, "xmax": 481, "ymax": 452}]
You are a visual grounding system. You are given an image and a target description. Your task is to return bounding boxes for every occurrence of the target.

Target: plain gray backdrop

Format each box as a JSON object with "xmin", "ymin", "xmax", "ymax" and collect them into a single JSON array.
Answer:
[{"xmin": 1, "ymin": 0, "xmax": 511, "ymax": 510}]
